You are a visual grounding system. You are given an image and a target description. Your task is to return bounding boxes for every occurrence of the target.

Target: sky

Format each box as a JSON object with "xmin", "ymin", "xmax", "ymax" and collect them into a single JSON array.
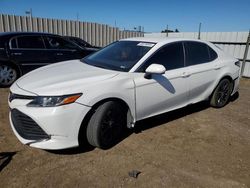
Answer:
[{"xmin": 0, "ymin": 0, "xmax": 249, "ymax": 32}]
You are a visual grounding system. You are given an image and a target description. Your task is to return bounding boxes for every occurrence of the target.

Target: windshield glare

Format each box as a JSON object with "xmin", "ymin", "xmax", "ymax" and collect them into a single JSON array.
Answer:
[{"xmin": 82, "ymin": 41, "xmax": 155, "ymax": 72}]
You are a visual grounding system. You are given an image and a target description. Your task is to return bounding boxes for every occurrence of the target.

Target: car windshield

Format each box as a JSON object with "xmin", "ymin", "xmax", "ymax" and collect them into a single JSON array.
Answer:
[{"xmin": 82, "ymin": 41, "xmax": 155, "ymax": 72}]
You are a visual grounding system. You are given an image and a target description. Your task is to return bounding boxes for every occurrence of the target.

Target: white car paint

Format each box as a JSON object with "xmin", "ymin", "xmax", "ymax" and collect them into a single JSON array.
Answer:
[{"xmin": 8, "ymin": 37, "xmax": 240, "ymax": 150}]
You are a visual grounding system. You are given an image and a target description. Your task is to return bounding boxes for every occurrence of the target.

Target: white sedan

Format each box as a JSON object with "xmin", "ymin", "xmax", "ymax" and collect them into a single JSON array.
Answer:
[{"xmin": 8, "ymin": 38, "xmax": 240, "ymax": 150}]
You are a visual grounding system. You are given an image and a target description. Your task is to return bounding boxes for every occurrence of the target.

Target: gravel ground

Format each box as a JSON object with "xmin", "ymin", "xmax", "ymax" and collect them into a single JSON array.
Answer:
[{"xmin": 0, "ymin": 79, "xmax": 250, "ymax": 188}]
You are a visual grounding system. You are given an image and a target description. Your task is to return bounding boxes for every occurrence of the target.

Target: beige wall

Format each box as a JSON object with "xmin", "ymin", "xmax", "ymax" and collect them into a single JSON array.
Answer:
[{"xmin": 0, "ymin": 14, "xmax": 143, "ymax": 47}]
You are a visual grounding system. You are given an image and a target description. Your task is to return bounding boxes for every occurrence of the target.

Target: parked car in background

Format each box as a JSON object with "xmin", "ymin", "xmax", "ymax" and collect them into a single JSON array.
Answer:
[
  {"xmin": 64, "ymin": 36, "xmax": 101, "ymax": 49},
  {"xmin": 0, "ymin": 32, "xmax": 99, "ymax": 87},
  {"xmin": 8, "ymin": 38, "xmax": 240, "ymax": 150}
]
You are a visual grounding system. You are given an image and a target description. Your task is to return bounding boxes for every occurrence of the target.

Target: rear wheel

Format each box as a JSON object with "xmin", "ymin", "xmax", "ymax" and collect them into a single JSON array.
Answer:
[
  {"xmin": 86, "ymin": 101, "xmax": 126, "ymax": 149},
  {"xmin": 210, "ymin": 78, "xmax": 233, "ymax": 108},
  {"xmin": 0, "ymin": 64, "xmax": 18, "ymax": 87}
]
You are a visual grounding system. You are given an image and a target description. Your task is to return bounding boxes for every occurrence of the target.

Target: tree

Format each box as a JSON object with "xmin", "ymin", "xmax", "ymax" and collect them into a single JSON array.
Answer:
[
  {"xmin": 161, "ymin": 28, "xmax": 180, "ymax": 33},
  {"xmin": 161, "ymin": 29, "xmax": 173, "ymax": 33}
]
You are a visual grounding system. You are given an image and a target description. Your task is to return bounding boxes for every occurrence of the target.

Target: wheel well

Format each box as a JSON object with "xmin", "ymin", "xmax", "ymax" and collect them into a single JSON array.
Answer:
[
  {"xmin": 219, "ymin": 75, "xmax": 234, "ymax": 91},
  {"xmin": 78, "ymin": 98, "xmax": 132, "ymax": 147},
  {"xmin": 220, "ymin": 75, "xmax": 233, "ymax": 82},
  {"xmin": 91, "ymin": 98, "xmax": 130, "ymax": 111},
  {"xmin": 209, "ymin": 75, "xmax": 234, "ymax": 100}
]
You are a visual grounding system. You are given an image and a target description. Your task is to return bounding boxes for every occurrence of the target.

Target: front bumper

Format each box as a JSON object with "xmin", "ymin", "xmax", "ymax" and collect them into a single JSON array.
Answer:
[{"xmin": 9, "ymin": 95, "xmax": 91, "ymax": 150}]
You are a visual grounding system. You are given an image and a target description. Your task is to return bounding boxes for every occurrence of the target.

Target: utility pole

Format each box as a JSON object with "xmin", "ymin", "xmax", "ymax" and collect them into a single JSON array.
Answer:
[
  {"xmin": 25, "ymin": 8, "xmax": 32, "ymax": 18},
  {"xmin": 76, "ymin": 13, "xmax": 79, "ymax": 21},
  {"xmin": 139, "ymin": 26, "xmax": 142, "ymax": 32},
  {"xmin": 241, "ymin": 30, "xmax": 250, "ymax": 76},
  {"xmin": 198, "ymin": 22, "xmax": 201, "ymax": 39},
  {"xmin": 25, "ymin": 8, "xmax": 33, "ymax": 31},
  {"xmin": 166, "ymin": 25, "xmax": 168, "ymax": 37}
]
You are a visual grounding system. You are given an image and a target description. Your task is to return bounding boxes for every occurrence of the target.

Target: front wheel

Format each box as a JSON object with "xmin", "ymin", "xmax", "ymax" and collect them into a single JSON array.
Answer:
[
  {"xmin": 210, "ymin": 78, "xmax": 233, "ymax": 108},
  {"xmin": 0, "ymin": 64, "xmax": 18, "ymax": 87},
  {"xmin": 86, "ymin": 101, "xmax": 126, "ymax": 149}
]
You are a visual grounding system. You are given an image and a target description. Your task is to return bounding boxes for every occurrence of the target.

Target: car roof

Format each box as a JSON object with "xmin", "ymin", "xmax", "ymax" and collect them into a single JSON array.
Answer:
[
  {"xmin": 0, "ymin": 32, "xmax": 59, "ymax": 37},
  {"xmin": 64, "ymin": 36, "xmax": 78, "ymax": 39},
  {"xmin": 120, "ymin": 37, "xmax": 208, "ymax": 45}
]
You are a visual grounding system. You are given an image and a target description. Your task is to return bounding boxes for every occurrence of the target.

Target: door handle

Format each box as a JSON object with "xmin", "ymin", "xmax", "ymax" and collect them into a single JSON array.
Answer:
[
  {"xmin": 214, "ymin": 65, "xmax": 221, "ymax": 70},
  {"xmin": 56, "ymin": 53, "xmax": 63, "ymax": 56},
  {"xmin": 182, "ymin": 72, "xmax": 190, "ymax": 78},
  {"xmin": 11, "ymin": 52, "xmax": 22, "ymax": 56}
]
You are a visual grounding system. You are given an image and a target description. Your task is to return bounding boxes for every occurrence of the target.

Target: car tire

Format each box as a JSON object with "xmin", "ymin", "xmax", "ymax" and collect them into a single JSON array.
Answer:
[
  {"xmin": 0, "ymin": 64, "xmax": 18, "ymax": 87},
  {"xmin": 210, "ymin": 78, "xmax": 233, "ymax": 108},
  {"xmin": 86, "ymin": 101, "xmax": 126, "ymax": 149}
]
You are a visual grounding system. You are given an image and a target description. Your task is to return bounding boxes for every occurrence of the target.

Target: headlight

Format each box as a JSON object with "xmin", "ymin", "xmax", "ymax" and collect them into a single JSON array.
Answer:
[{"xmin": 27, "ymin": 93, "xmax": 82, "ymax": 107}]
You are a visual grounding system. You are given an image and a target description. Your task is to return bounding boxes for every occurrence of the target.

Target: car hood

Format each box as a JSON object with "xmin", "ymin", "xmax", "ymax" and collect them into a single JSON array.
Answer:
[{"xmin": 15, "ymin": 60, "xmax": 119, "ymax": 95}]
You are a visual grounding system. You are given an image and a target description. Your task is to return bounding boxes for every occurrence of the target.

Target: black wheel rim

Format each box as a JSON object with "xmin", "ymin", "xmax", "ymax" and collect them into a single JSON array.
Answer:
[
  {"xmin": 100, "ymin": 109, "xmax": 123, "ymax": 147},
  {"xmin": 216, "ymin": 80, "xmax": 231, "ymax": 106}
]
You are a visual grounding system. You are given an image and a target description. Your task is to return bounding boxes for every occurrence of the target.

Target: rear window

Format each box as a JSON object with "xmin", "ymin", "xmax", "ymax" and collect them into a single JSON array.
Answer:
[
  {"xmin": 208, "ymin": 46, "xmax": 218, "ymax": 61},
  {"xmin": 185, "ymin": 41, "xmax": 210, "ymax": 66},
  {"xmin": 70, "ymin": 37, "xmax": 91, "ymax": 47}
]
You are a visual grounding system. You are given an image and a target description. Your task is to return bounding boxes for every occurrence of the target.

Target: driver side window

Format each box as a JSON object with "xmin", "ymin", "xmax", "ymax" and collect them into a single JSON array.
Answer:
[{"xmin": 138, "ymin": 42, "xmax": 185, "ymax": 72}]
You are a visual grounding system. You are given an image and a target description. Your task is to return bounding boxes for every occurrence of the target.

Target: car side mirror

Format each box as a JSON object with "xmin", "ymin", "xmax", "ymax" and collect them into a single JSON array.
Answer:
[{"xmin": 144, "ymin": 64, "xmax": 166, "ymax": 79}]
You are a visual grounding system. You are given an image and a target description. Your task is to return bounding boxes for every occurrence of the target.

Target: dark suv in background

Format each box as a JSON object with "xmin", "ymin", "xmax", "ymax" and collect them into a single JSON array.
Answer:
[{"xmin": 0, "ymin": 32, "xmax": 99, "ymax": 87}]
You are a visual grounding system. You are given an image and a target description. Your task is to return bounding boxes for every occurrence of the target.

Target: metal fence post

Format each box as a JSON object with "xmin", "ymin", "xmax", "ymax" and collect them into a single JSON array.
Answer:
[
  {"xmin": 198, "ymin": 23, "xmax": 201, "ymax": 39},
  {"xmin": 241, "ymin": 30, "xmax": 250, "ymax": 76},
  {"xmin": 166, "ymin": 25, "xmax": 168, "ymax": 37}
]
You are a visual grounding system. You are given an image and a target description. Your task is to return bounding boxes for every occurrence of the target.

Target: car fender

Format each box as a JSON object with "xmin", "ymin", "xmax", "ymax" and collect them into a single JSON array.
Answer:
[
  {"xmin": 77, "ymin": 75, "xmax": 137, "ymax": 122},
  {"xmin": 209, "ymin": 64, "xmax": 237, "ymax": 97}
]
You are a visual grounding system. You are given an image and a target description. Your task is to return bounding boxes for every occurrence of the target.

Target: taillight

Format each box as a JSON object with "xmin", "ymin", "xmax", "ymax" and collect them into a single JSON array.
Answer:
[{"xmin": 235, "ymin": 61, "xmax": 241, "ymax": 67}]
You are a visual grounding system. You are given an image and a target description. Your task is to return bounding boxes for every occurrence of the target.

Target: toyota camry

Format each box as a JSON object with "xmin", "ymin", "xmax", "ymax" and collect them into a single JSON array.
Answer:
[{"xmin": 8, "ymin": 38, "xmax": 240, "ymax": 150}]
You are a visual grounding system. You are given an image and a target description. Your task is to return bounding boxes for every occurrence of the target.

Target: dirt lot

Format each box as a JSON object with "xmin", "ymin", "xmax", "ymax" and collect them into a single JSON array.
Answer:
[{"xmin": 0, "ymin": 79, "xmax": 250, "ymax": 188}]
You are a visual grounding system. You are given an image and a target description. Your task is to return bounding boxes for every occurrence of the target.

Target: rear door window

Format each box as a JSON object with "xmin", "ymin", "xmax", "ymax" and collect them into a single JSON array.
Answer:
[
  {"xmin": 46, "ymin": 36, "xmax": 77, "ymax": 50},
  {"xmin": 15, "ymin": 36, "xmax": 45, "ymax": 49},
  {"xmin": 184, "ymin": 41, "xmax": 210, "ymax": 66}
]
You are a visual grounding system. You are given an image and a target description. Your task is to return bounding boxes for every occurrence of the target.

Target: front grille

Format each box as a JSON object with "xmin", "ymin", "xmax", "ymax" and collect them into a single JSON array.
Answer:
[{"xmin": 11, "ymin": 109, "xmax": 50, "ymax": 140}]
